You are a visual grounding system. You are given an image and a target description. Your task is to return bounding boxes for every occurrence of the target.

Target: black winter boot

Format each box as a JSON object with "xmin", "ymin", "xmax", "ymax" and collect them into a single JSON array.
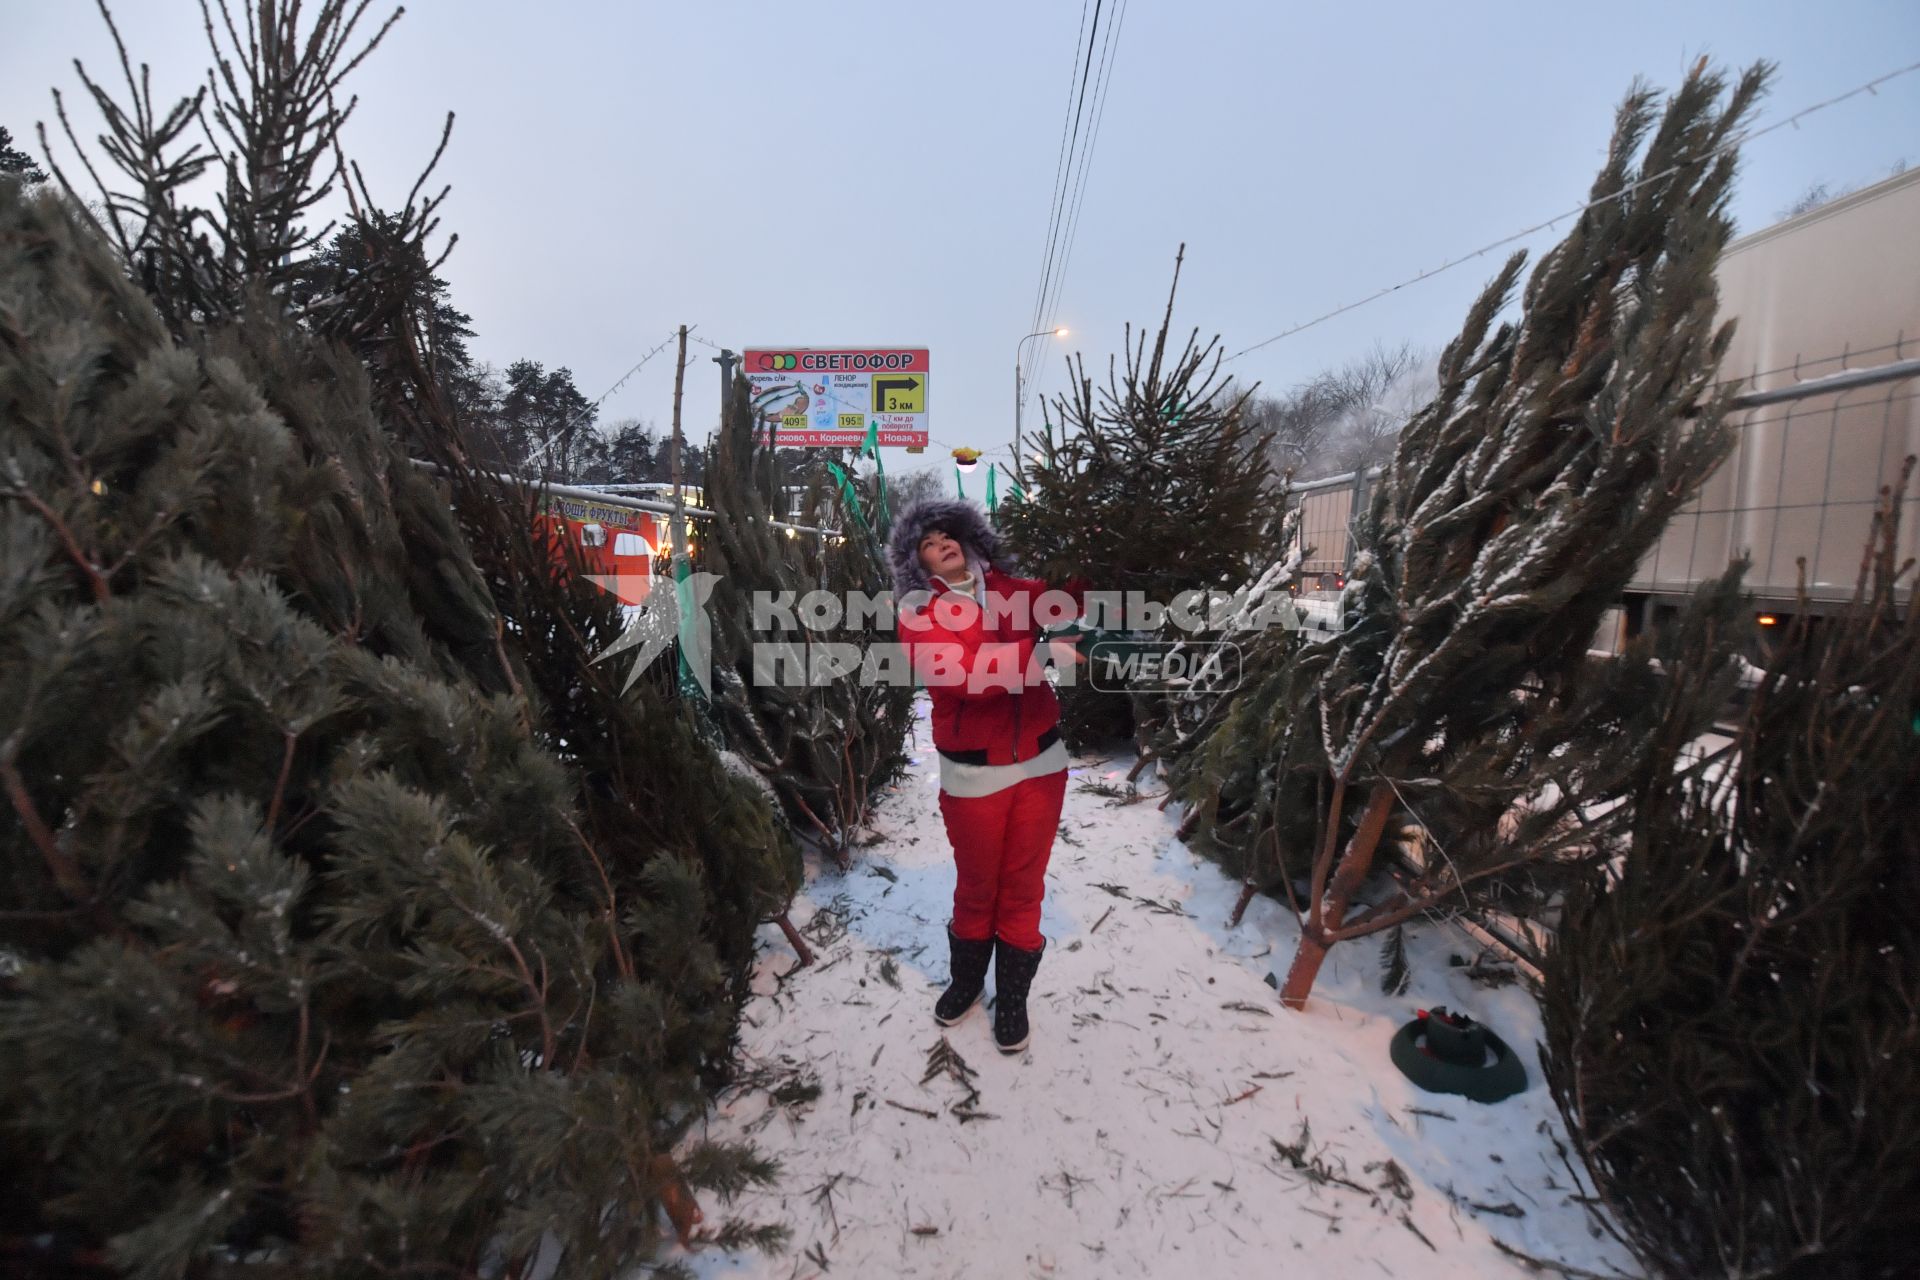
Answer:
[
  {"xmin": 935, "ymin": 927, "xmax": 994, "ymax": 1026},
  {"xmin": 991, "ymin": 936, "xmax": 1046, "ymax": 1054}
]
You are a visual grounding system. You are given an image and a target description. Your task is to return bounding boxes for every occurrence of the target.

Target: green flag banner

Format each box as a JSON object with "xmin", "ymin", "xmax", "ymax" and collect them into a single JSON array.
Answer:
[
  {"xmin": 672, "ymin": 551, "xmax": 703, "ymax": 702},
  {"xmin": 824, "ymin": 461, "xmax": 872, "ymax": 536},
  {"xmin": 862, "ymin": 420, "xmax": 891, "ymax": 532}
]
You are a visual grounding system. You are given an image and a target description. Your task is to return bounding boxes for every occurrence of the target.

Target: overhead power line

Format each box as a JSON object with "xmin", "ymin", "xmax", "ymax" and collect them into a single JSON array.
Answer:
[
  {"xmin": 1225, "ymin": 57, "xmax": 1920, "ymax": 365},
  {"xmin": 1026, "ymin": 0, "xmax": 1115, "ymax": 394},
  {"xmin": 1025, "ymin": 0, "xmax": 1097, "ymax": 373},
  {"xmin": 1026, "ymin": 0, "xmax": 1128, "ymax": 401}
]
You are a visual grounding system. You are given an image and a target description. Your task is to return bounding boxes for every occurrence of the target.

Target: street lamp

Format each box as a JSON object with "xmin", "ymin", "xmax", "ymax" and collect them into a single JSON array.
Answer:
[{"xmin": 1014, "ymin": 326, "xmax": 1069, "ymax": 480}]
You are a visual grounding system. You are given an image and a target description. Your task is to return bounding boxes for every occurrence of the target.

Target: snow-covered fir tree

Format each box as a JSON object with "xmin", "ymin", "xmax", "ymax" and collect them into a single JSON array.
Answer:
[{"xmin": 1179, "ymin": 61, "xmax": 1771, "ymax": 1008}]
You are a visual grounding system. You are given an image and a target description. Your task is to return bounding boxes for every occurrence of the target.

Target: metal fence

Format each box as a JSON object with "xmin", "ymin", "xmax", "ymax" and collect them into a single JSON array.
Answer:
[
  {"xmin": 1289, "ymin": 468, "xmax": 1374, "ymax": 582},
  {"xmin": 1280, "ymin": 351, "xmax": 1920, "ymax": 612},
  {"xmin": 1640, "ymin": 355, "xmax": 1919, "ymax": 608}
]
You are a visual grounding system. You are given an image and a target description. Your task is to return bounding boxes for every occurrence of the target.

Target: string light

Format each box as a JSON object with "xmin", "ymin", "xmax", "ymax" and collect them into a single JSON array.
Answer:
[{"xmin": 525, "ymin": 330, "xmax": 680, "ymax": 463}]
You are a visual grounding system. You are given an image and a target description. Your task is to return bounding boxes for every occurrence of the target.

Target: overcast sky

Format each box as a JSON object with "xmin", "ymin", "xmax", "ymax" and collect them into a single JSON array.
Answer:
[{"xmin": 6, "ymin": 2, "xmax": 1917, "ymax": 479}]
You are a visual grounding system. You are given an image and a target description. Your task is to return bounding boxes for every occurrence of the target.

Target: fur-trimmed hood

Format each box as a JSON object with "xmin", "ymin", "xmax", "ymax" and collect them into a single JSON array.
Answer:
[{"xmin": 887, "ymin": 497, "xmax": 1006, "ymax": 598}]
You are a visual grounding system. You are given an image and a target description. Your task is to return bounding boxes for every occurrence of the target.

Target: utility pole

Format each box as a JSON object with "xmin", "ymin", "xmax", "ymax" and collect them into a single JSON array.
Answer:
[
  {"xmin": 669, "ymin": 324, "xmax": 690, "ymax": 565},
  {"xmin": 712, "ymin": 347, "xmax": 738, "ymax": 413},
  {"xmin": 1013, "ymin": 359, "xmax": 1024, "ymax": 483},
  {"xmin": 1013, "ymin": 327, "xmax": 1067, "ymax": 485}
]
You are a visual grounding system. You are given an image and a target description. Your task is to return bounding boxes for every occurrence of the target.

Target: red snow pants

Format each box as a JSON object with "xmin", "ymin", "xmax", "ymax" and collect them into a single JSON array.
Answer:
[{"xmin": 939, "ymin": 769, "xmax": 1069, "ymax": 951}]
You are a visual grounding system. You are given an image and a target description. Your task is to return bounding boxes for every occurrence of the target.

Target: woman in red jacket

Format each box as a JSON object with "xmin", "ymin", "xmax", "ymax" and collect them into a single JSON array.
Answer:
[{"xmin": 889, "ymin": 498, "xmax": 1081, "ymax": 1054}]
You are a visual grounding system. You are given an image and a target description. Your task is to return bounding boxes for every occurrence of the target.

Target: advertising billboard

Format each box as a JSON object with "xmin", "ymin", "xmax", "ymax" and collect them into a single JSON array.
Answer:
[{"xmin": 744, "ymin": 347, "xmax": 930, "ymax": 447}]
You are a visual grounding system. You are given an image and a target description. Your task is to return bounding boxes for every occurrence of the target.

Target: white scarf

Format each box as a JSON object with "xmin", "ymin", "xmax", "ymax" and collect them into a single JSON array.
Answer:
[{"xmin": 939, "ymin": 555, "xmax": 990, "ymax": 602}]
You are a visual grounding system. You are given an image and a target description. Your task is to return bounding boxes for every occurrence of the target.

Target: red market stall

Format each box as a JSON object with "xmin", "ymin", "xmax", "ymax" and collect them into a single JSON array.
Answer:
[{"xmin": 533, "ymin": 492, "xmax": 666, "ymax": 605}]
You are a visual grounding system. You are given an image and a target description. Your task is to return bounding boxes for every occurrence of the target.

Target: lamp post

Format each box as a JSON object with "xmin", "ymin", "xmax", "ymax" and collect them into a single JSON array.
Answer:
[{"xmin": 1014, "ymin": 326, "xmax": 1068, "ymax": 482}]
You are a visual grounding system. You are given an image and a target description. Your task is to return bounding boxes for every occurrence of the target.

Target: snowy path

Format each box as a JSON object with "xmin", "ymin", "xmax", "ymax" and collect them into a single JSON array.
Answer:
[{"xmin": 677, "ymin": 704, "xmax": 1634, "ymax": 1280}]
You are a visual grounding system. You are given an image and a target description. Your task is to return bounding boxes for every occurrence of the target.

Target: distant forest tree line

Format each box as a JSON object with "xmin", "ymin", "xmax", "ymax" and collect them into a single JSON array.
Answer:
[
  {"xmin": 288, "ymin": 221, "xmax": 697, "ymax": 488},
  {"xmin": 1236, "ymin": 342, "xmax": 1438, "ymax": 484}
]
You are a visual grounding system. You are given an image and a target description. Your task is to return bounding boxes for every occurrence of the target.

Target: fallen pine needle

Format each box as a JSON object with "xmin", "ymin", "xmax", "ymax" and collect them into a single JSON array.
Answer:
[
  {"xmin": 1223, "ymin": 1084, "xmax": 1264, "ymax": 1106},
  {"xmin": 1091, "ymin": 905, "xmax": 1115, "ymax": 933},
  {"xmin": 1489, "ymin": 1240, "xmax": 1625, "ymax": 1279},
  {"xmin": 886, "ymin": 1099, "xmax": 938, "ymax": 1119}
]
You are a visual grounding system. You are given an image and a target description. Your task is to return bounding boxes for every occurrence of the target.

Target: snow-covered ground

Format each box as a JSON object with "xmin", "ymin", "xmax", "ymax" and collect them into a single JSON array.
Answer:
[{"xmin": 671, "ymin": 702, "xmax": 1634, "ymax": 1280}]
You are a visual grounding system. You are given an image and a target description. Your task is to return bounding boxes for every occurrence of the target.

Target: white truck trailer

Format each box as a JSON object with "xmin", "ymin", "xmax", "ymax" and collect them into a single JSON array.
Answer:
[
  {"xmin": 1285, "ymin": 166, "xmax": 1920, "ymax": 640},
  {"xmin": 1632, "ymin": 165, "xmax": 1920, "ymax": 630}
]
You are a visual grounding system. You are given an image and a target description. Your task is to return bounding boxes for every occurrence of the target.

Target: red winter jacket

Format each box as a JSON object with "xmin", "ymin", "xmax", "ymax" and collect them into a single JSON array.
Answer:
[{"xmin": 896, "ymin": 569, "xmax": 1064, "ymax": 766}]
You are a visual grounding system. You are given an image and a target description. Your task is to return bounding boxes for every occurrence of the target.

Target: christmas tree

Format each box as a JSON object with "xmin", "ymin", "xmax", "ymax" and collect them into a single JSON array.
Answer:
[
  {"xmin": 2, "ymin": 3, "xmax": 799, "ymax": 1272},
  {"xmin": 696, "ymin": 378, "xmax": 914, "ymax": 864},
  {"xmin": 999, "ymin": 245, "xmax": 1283, "ymax": 742},
  {"xmin": 1175, "ymin": 62, "xmax": 1769, "ymax": 1007},
  {"xmin": 1155, "ymin": 515, "xmax": 1312, "ymax": 923},
  {"xmin": 1541, "ymin": 469, "xmax": 1920, "ymax": 1280},
  {"xmin": 0, "ymin": 173, "xmax": 785, "ymax": 1278}
]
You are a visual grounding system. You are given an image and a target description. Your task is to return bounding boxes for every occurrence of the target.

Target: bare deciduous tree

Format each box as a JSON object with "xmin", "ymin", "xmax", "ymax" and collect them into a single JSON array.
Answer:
[{"xmin": 1244, "ymin": 342, "xmax": 1435, "ymax": 482}]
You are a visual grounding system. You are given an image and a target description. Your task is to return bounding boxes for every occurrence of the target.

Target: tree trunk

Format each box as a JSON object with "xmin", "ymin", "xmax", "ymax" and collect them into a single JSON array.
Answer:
[
  {"xmin": 1278, "ymin": 925, "xmax": 1332, "ymax": 1010},
  {"xmin": 772, "ymin": 911, "xmax": 815, "ymax": 967},
  {"xmin": 1280, "ymin": 780, "xmax": 1396, "ymax": 1009},
  {"xmin": 1227, "ymin": 879, "xmax": 1259, "ymax": 929}
]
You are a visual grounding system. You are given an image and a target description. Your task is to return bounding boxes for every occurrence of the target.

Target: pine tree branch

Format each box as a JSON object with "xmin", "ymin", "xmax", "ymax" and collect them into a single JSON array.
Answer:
[
  {"xmin": 1329, "ymin": 847, "xmax": 1578, "ymax": 942},
  {"xmin": 451, "ymin": 895, "xmax": 557, "ymax": 1070},
  {"xmin": 1263, "ymin": 824, "xmax": 1305, "ymax": 922},
  {"xmin": 1145, "ymin": 244, "xmax": 1185, "ymax": 390},
  {"xmin": 511, "ymin": 939, "xmax": 555, "ymax": 1069},
  {"xmin": 265, "ymin": 728, "xmax": 298, "ymax": 832},
  {"xmin": 1, "ymin": 753, "xmax": 90, "ymax": 902},
  {"xmin": 101, "ymin": 506, "xmax": 181, "ymax": 586},
  {"xmin": 1304, "ymin": 773, "xmax": 1353, "ymax": 930},
  {"xmin": 564, "ymin": 812, "xmax": 632, "ymax": 981},
  {"xmin": 787, "ymin": 792, "xmax": 843, "ymax": 863},
  {"xmin": 9, "ymin": 488, "xmax": 110, "ymax": 601},
  {"xmin": 210, "ymin": 1026, "xmax": 330, "ymax": 1110}
]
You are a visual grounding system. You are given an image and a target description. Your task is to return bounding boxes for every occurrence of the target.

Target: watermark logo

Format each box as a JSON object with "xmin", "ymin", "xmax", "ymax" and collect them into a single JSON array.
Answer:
[
  {"xmin": 592, "ymin": 571, "xmax": 719, "ymax": 696},
  {"xmin": 586, "ymin": 576, "xmax": 1340, "ymax": 694},
  {"xmin": 1086, "ymin": 641, "xmax": 1244, "ymax": 693}
]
